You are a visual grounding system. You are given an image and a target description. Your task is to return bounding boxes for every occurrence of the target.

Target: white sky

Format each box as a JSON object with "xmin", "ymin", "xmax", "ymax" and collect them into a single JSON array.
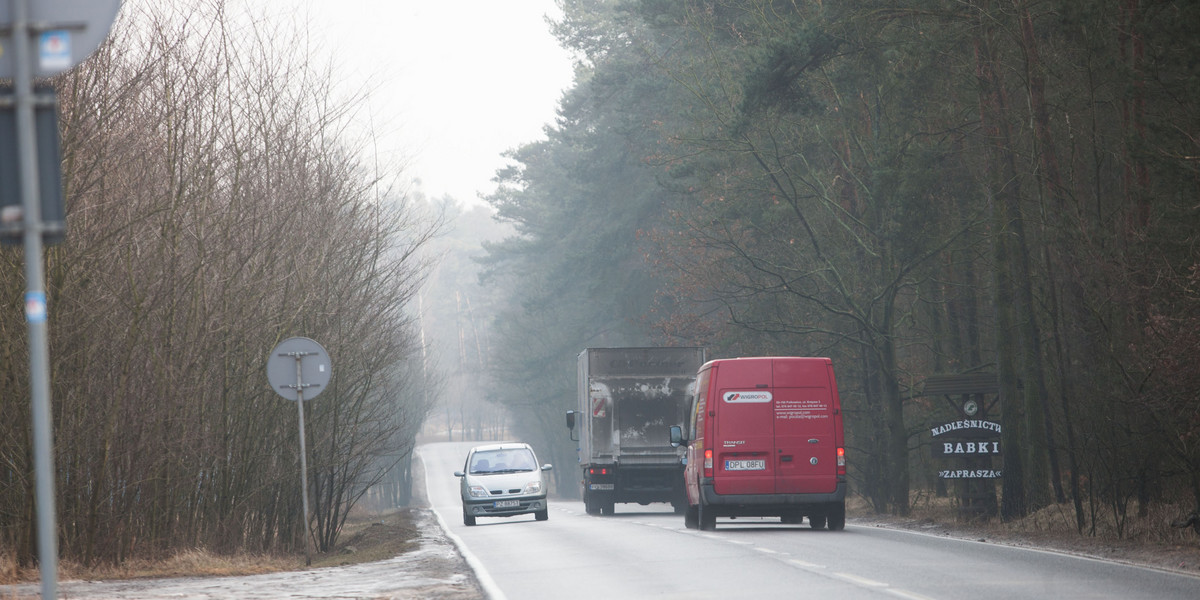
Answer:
[{"xmin": 259, "ymin": 0, "xmax": 576, "ymax": 205}]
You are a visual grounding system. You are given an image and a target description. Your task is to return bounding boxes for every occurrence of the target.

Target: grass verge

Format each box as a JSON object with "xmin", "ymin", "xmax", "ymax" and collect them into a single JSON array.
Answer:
[{"xmin": 0, "ymin": 506, "xmax": 424, "ymax": 585}]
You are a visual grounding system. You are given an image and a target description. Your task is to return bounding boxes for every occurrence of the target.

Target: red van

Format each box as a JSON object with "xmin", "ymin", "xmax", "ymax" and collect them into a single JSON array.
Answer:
[{"xmin": 669, "ymin": 357, "xmax": 846, "ymax": 530}]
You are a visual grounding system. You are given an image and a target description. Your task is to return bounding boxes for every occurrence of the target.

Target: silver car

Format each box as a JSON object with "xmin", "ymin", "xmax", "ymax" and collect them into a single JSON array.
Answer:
[{"xmin": 454, "ymin": 443, "xmax": 552, "ymax": 526}]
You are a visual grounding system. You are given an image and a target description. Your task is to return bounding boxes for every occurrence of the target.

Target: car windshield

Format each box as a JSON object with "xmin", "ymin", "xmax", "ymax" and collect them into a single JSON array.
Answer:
[{"xmin": 469, "ymin": 448, "xmax": 536, "ymax": 474}]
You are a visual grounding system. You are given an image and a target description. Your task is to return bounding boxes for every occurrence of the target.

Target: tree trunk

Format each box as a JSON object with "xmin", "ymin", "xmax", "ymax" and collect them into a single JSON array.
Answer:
[{"xmin": 975, "ymin": 1, "xmax": 1030, "ymax": 519}]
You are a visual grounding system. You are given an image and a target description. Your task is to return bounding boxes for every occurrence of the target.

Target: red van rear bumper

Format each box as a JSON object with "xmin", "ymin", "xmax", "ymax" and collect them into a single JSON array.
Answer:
[{"xmin": 700, "ymin": 479, "xmax": 846, "ymax": 512}]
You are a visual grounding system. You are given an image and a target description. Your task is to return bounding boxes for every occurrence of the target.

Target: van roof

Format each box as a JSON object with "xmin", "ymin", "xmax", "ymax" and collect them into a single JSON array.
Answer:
[{"xmin": 701, "ymin": 356, "xmax": 831, "ymax": 368}]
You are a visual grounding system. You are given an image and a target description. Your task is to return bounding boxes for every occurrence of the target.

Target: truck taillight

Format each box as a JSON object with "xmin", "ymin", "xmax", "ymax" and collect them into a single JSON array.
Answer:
[
  {"xmin": 704, "ymin": 449, "xmax": 713, "ymax": 477},
  {"xmin": 837, "ymin": 447, "xmax": 846, "ymax": 475},
  {"xmin": 588, "ymin": 467, "xmax": 609, "ymax": 476}
]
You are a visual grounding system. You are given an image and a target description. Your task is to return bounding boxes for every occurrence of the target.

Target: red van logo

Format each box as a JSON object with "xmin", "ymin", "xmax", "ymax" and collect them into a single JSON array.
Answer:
[{"xmin": 723, "ymin": 391, "xmax": 773, "ymax": 403}]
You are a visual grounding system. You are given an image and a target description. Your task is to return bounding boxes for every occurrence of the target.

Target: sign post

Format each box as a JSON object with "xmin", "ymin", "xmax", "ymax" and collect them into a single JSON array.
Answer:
[
  {"xmin": 918, "ymin": 374, "xmax": 1002, "ymax": 519},
  {"xmin": 267, "ymin": 337, "xmax": 331, "ymax": 566},
  {"xmin": 1, "ymin": 2, "xmax": 120, "ymax": 597}
]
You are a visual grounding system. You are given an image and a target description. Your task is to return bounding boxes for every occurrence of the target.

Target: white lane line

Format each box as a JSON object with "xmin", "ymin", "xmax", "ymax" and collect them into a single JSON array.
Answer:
[
  {"xmin": 885, "ymin": 588, "xmax": 939, "ymax": 600},
  {"xmin": 788, "ymin": 559, "xmax": 826, "ymax": 569},
  {"xmin": 658, "ymin": 516, "xmax": 940, "ymax": 600},
  {"xmin": 832, "ymin": 572, "xmax": 888, "ymax": 587},
  {"xmin": 787, "ymin": 562, "xmax": 936, "ymax": 600},
  {"xmin": 419, "ymin": 452, "xmax": 508, "ymax": 600}
]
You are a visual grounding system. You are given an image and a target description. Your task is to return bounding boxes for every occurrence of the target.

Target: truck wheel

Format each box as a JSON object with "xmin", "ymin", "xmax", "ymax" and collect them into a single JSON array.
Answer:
[
  {"xmin": 584, "ymin": 492, "xmax": 601, "ymax": 515},
  {"xmin": 698, "ymin": 502, "xmax": 716, "ymax": 531},
  {"xmin": 463, "ymin": 507, "xmax": 476, "ymax": 527},
  {"xmin": 684, "ymin": 505, "xmax": 699, "ymax": 529},
  {"xmin": 808, "ymin": 514, "xmax": 827, "ymax": 529},
  {"xmin": 535, "ymin": 509, "xmax": 549, "ymax": 521},
  {"xmin": 827, "ymin": 501, "xmax": 846, "ymax": 531},
  {"xmin": 601, "ymin": 501, "xmax": 616, "ymax": 516}
]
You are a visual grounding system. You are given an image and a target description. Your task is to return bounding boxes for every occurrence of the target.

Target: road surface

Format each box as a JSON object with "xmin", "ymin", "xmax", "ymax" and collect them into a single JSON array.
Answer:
[{"xmin": 423, "ymin": 441, "xmax": 1200, "ymax": 600}]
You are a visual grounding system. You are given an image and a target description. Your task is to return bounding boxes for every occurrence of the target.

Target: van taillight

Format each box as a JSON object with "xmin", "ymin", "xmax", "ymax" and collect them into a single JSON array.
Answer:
[
  {"xmin": 837, "ymin": 447, "xmax": 846, "ymax": 475},
  {"xmin": 704, "ymin": 449, "xmax": 713, "ymax": 477}
]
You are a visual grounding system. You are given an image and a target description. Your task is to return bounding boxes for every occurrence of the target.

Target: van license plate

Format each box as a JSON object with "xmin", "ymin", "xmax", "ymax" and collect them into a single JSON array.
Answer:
[
  {"xmin": 494, "ymin": 500, "xmax": 520, "ymax": 508},
  {"xmin": 726, "ymin": 459, "xmax": 766, "ymax": 471}
]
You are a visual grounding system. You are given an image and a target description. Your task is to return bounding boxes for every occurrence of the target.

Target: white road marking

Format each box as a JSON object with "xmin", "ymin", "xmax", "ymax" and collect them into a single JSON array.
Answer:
[
  {"xmin": 885, "ymin": 588, "xmax": 939, "ymax": 600},
  {"xmin": 788, "ymin": 559, "xmax": 826, "ymax": 569},
  {"xmin": 832, "ymin": 572, "xmax": 888, "ymax": 587}
]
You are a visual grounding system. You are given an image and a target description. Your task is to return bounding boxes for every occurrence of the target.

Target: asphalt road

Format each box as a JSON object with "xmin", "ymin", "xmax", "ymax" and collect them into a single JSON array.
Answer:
[{"xmin": 422, "ymin": 441, "xmax": 1200, "ymax": 600}]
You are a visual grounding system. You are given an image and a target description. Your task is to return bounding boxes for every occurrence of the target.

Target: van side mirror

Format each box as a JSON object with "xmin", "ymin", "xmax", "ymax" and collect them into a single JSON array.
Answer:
[
  {"xmin": 669, "ymin": 425, "xmax": 686, "ymax": 447},
  {"xmin": 566, "ymin": 410, "xmax": 578, "ymax": 441}
]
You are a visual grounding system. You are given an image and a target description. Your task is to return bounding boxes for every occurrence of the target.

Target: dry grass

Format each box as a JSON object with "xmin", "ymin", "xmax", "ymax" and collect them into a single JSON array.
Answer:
[
  {"xmin": 853, "ymin": 493, "xmax": 1200, "ymax": 574},
  {"xmin": 0, "ymin": 507, "xmax": 423, "ymax": 585},
  {"xmin": 901, "ymin": 492, "xmax": 1198, "ymax": 542},
  {"xmin": 60, "ymin": 549, "xmax": 299, "ymax": 581}
]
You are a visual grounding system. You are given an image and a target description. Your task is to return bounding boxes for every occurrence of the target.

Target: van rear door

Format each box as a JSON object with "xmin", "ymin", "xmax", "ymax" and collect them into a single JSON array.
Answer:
[
  {"xmin": 771, "ymin": 358, "xmax": 838, "ymax": 494},
  {"xmin": 712, "ymin": 359, "xmax": 776, "ymax": 495}
]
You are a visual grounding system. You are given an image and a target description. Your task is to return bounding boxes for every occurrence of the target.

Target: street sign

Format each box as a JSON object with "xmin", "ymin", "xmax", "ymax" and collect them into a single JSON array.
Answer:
[
  {"xmin": 267, "ymin": 337, "xmax": 331, "ymax": 401},
  {"xmin": 265, "ymin": 336, "xmax": 332, "ymax": 567},
  {"xmin": 0, "ymin": 0, "xmax": 123, "ymax": 78}
]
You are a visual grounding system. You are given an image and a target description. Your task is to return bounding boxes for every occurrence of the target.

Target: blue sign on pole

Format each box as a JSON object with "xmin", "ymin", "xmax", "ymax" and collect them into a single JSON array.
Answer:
[
  {"xmin": 38, "ymin": 30, "xmax": 72, "ymax": 71},
  {"xmin": 24, "ymin": 291, "xmax": 46, "ymax": 323}
]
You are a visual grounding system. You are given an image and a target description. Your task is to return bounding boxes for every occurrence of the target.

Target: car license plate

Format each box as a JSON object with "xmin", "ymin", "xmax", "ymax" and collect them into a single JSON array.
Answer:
[
  {"xmin": 494, "ymin": 499, "xmax": 520, "ymax": 508},
  {"xmin": 725, "ymin": 459, "xmax": 766, "ymax": 471}
]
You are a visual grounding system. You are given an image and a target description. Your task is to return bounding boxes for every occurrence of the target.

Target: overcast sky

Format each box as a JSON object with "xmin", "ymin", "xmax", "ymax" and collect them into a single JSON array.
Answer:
[{"xmin": 258, "ymin": 0, "xmax": 576, "ymax": 205}]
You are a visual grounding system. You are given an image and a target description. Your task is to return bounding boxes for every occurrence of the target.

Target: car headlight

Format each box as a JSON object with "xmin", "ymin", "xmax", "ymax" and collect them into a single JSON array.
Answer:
[
  {"xmin": 468, "ymin": 485, "xmax": 488, "ymax": 498},
  {"xmin": 523, "ymin": 481, "xmax": 542, "ymax": 494}
]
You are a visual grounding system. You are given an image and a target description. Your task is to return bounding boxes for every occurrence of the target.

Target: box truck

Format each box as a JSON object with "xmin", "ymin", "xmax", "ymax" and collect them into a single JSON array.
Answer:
[{"xmin": 566, "ymin": 347, "xmax": 706, "ymax": 515}]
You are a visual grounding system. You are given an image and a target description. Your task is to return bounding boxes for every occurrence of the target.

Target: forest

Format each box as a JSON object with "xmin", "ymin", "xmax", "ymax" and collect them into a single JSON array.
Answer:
[{"xmin": 471, "ymin": 0, "xmax": 1200, "ymax": 540}]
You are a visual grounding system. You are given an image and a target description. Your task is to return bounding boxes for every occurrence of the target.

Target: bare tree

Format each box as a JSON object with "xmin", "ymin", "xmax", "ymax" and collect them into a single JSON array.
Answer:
[{"xmin": 0, "ymin": 0, "xmax": 439, "ymax": 565}]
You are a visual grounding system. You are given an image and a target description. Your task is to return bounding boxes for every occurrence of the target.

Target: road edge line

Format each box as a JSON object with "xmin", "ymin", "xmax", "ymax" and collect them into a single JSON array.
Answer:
[{"xmin": 416, "ymin": 446, "xmax": 509, "ymax": 600}]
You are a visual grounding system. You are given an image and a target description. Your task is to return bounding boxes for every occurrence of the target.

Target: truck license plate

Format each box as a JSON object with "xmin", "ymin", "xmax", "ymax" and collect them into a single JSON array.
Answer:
[
  {"xmin": 589, "ymin": 483, "xmax": 615, "ymax": 490},
  {"xmin": 725, "ymin": 459, "xmax": 766, "ymax": 471},
  {"xmin": 494, "ymin": 500, "xmax": 520, "ymax": 508}
]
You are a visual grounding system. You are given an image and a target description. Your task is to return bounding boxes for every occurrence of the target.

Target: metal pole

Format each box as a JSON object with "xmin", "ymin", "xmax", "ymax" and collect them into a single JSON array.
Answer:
[
  {"xmin": 295, "ymin": 357, "xmax": 312, "ymax": 567},
  {"xmin": 11, "ymin": 0, "xmax": 59, "ymax": 597}
]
